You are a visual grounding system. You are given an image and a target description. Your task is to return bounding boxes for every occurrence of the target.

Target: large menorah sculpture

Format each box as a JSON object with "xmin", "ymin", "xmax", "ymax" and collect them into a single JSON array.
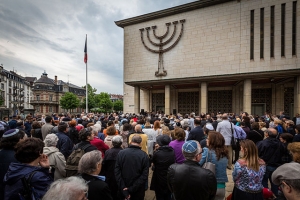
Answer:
[{"xmin": 139, "ymin": 19, "xmax": 185, "ymax": 77}]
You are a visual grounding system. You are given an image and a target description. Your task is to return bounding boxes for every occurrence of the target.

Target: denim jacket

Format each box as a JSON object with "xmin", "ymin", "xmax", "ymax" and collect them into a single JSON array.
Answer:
[{"xmin": 199, "ymin": 147, "xmax": 228, "ymax": 183}]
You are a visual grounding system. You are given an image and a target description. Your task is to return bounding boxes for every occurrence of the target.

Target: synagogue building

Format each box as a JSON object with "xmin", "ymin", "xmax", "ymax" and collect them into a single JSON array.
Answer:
[{"xmin": 116, "ymin": 0, "xmax": 300, "ymax": 117}]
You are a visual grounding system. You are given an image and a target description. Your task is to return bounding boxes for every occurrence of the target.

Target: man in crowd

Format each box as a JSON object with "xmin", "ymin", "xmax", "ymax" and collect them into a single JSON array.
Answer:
[
  {"xmin": 272, "ymin": 163, "xmax": 300, "ymax": 200},
  {"xmin": 167, "ymin": 140, "xmax": 217, "ymax": 200},
  {"xmin": 187, "ymin": 119, "xmax": 204, "ymax": 144},
  {"xmin": 56, "ymin": 122, "xmax": 73, "ymax": 159},
  {"xmin": 41, "ymin": 115, "xmax": 54, "ymax": 140},
  {"xmin": 115, "ymin": 135, "xmax": 149, "ymax": 200},
  {"xmin": 216, "ymin": 113, "xmax": 234, "ymax": 169},
  {"xmin": 128, "ymin": 125, "xmax": 148, "ymax": 154},
  {"xmin": 257, "ymin": 128, "xmax": 285, "ymax": 196}
]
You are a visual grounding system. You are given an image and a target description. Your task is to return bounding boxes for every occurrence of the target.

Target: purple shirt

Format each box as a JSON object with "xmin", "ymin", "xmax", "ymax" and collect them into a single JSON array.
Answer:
[{"xmin": 169, "ymin": 140, "xmax": 185, "ymax": 164}]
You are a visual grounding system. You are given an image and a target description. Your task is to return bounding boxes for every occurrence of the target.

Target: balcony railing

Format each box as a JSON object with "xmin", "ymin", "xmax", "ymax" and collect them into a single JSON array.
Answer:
[
  {"xmin": 20, "ymin": 88, "xmax": 24, "ymax": 91},
  {"xmin": 30, "ymin": 100, "xmax": 59, "ymax": 105},
  {"xmin": 13, "ymin": 86, "xmax": 18, "ymax": 89},
  {"xmin": 13, "ymin": 93, "xmax": 18, "ymax": 96}
]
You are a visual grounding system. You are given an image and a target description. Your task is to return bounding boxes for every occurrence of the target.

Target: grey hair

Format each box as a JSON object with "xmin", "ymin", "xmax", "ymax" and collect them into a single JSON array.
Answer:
[
  {"xmin": 42, "ymin": 176, "xmax": 87, "ymax": 200},
  {"xmin": 44, "ymin": 134, "xmax": 59, "ymax": 147},
  {"xmin": 78, "ymin": 150, "xmax": 102, "ymax": 174},
  {"xmin": 182, "ymin": 141, "xmax": 201, "ymax": 160},
  {"xmin": 112, "ymin": 135, "xmax": 123, "ymax": 147},
  {"xmin": 92, "ymin": 123, "xmax": 101, "ymax": 133},
  {"xmin": 131, "ymin": 135, "xmax": 142, "ymax": 144}
]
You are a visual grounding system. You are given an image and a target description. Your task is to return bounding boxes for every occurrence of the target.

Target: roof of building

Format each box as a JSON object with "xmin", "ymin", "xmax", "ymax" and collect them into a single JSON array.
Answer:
[
  {"xmin": 115, "ymin": 0, "xmax": 234, "ymax": 28},
  {"xmin": 25, "ymin": 77, "xmax": 37, "ymax": 83},
  {"xmin": 35, "ymin": 72, "xmax": 55, "ymax": 85}
]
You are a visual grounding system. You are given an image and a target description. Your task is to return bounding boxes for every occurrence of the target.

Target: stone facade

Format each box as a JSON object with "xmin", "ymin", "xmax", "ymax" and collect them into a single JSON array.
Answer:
[{"xmin": 116, "ymin": 0, "xmax": 300, "ymax": 116}]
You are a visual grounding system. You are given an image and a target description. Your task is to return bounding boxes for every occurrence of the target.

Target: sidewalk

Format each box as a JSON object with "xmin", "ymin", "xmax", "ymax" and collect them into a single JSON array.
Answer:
[{"xmin": 144, "ymin": 168, "xmax": 234, "ymax": 200}]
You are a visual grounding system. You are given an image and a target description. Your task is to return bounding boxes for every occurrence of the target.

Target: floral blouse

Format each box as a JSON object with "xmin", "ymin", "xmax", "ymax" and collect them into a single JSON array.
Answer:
[{"xmin": 232, "ymin": 159, "xmax": 266, "ymax": 192}]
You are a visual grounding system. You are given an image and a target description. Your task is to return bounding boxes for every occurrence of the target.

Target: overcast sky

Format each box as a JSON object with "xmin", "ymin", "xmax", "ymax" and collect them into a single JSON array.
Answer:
[{"xmin": 0, "ymin": 0, "xmax": 195, "ymax": 94}]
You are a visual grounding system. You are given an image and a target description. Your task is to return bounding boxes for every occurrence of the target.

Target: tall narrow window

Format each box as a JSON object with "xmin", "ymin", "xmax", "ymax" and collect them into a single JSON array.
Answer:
[
  {"xmin": 250, "ymin": 10, "xmax": 254, "ymax": 60},
  {"xmin": 270, "ymin": 6, "xmax": 275, "ymax": 57},
  {"xmin": 260, "ymin": 8, "xmax": 264, "ymax": 59},
  {"xmin": 293, "ymin": 1, "xmax": 297, "ymax": 56},
  {"xmin": 281, "ymin": 4, "xmax": 286, "ymax": 57}
]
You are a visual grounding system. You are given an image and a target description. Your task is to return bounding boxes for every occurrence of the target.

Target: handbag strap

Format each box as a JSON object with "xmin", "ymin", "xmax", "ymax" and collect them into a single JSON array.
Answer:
[
  {"xmin": 205, "ymin": 149, "xmax": 212, "ymax": 163},
  {"xmin": 230, "ymin": 123, "xmax": 234, "ymax": 135},
  {"xmin": 253, "ymin": 130, "xmax": 263, "ymax": 138}
]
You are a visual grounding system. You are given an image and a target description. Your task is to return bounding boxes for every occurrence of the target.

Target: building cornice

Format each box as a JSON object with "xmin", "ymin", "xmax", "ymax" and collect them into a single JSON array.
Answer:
[
  {"xmin": 115, "ymin": 0, "xmax": 234, "ymax": 28},
  {"xmin": 124, "ymin": 69, "xmax": 300, "ymax": 87}
]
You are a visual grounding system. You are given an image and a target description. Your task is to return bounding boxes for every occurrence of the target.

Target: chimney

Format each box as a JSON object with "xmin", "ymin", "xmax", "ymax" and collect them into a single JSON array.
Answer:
[{"xmin": 55, "ymin": 75, "xmax": 57, "ymax": 84}]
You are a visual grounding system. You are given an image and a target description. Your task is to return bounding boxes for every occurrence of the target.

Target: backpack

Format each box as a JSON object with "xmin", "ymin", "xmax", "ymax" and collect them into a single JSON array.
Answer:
[
  {"xmin": 65, "ymin": 143, "xmax": 91, "ymax": 177},
  {"xmin": 19, "ymin": 171, "xmax": 39, "ymax": 200}
]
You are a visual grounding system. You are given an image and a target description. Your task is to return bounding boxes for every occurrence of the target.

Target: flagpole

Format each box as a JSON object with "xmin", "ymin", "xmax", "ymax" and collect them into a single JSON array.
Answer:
[{"xmin": 85, "ymin": 34, "xmax": 88, "ymax": 114}]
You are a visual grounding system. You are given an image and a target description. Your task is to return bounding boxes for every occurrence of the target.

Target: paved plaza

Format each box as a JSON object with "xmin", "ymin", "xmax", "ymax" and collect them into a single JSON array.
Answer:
[{"xmin": 144, "ymin": 168, "xmax": 234, "ymax": 200}]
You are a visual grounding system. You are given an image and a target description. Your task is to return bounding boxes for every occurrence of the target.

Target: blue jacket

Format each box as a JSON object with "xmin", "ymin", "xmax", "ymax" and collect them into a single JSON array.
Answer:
[
  {"xmin": 3, "ymin": 162, "xmax": 53, "ymax": 200},
  {"xmin": 56, "ymin": 131, "xmax": 74, "ymax": 159},
  {"xmin": 8, "ymin": 120, "xmax": 17, "ymax": 129},
  {"xmin": 199, "ymin": 147, "xmax": 228, "ymax": 183}
]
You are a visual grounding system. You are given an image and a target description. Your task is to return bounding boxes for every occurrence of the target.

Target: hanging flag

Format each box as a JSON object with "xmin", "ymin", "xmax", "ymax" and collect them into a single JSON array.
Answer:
[{"xmin": 84, "ymin": 35, "xmax": 87, "ymax": 63}]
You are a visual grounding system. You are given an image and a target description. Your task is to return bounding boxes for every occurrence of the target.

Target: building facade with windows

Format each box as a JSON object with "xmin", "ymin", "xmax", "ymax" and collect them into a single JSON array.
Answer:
[
  {"xmin": 0, "ymin": 65, "xmax": 33, "ymax": 116},
  {"xmin": 116, "ymin": 0, "xmax": 300, "ymax": 117},
  {"xmin": 31, "ymin": 71, "xmax": 86, "ymax": 115}
]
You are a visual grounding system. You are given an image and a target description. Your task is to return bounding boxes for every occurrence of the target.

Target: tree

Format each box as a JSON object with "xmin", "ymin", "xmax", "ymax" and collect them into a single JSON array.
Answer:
[
  {"xmin": 113, "ymin": 100, "xmax": 123, "ymax": 112},
  {"xmin": 81, "ymin": 84, "xmax": 97, "ymax": 111},
  {"xmin": 94, "ymin": 92, "xmax": 113, "ymax": 113},
  {"xmin": 60, "ymin": 92, "xmax": 80, "ymax": 112}
]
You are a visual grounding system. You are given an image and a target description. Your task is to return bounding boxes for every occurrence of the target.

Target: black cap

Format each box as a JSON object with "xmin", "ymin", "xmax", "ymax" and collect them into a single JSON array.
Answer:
[{"xmin": 156, "ymin": 135, "xmax": 171, "ymax": 146}]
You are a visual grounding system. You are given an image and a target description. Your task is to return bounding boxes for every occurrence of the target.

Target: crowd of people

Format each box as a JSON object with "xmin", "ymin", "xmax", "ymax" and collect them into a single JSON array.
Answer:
[{"xmin": 0, "ymin": 111, "xmax": 300, "ymax": 200}]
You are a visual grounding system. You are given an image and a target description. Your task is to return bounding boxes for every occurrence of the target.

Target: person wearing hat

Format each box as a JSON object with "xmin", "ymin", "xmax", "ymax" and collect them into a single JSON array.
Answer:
[
  {"xmin": 167, "ymin": 140, "xmax": 217, "ymax": 200},
  {"xmin": 200, "ymin": 123, "xmax": 215, "ymax": 148},
  {"xmin": 272, "ymin": 163, "xmax": 300, "ymax": 200},
  {"xmin": 0, "ymin": 129, "xmax": 27, "ymax": 199},
  {"xmin": 8, "ymin": 115, "xmax": 17, "ymax": 129},
  {"xmin": 150, "ymin": 134, "xmax": 175, "ymax": 200}
]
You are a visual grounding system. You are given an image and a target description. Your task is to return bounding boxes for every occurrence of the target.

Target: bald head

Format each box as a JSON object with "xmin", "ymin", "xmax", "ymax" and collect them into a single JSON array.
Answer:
[
  {"xmin": 266, "ymin": 128, "xmax": 278, "ymax": 138},
  {"xmin": 135, "ymin": 124, "xmax": 142, "ymax": 132},
  {"xmin": 222, "ymin": 114, "xmax": 228, "ymax": 120}
]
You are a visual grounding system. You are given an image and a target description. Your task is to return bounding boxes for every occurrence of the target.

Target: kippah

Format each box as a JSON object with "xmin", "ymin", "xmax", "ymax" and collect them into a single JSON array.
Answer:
[{"xmin": 3, "ymin": 129, "xmax": 19, "ymax": 138}]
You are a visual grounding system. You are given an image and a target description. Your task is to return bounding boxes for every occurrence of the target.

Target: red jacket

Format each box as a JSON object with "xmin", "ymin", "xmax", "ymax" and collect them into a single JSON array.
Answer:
[{"xmin": 90, "ymin": 137, "xmax": 109, "ymax": 158}]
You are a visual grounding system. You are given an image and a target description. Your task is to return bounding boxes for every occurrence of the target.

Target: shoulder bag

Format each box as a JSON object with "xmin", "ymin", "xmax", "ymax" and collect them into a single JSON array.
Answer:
[
  {"xmin": 230, "ymin": 123, "xmax": 238, "ymax": 150},
  {"xmin": 202, "ymin": 149, "xmax": 216, "ymax": 175}
]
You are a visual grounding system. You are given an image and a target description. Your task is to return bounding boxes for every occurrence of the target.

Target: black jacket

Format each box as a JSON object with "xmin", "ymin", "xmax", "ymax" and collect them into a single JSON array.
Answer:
[
  {"xmin": 187, "ymin": 126, "xmax": 204, "ymax": 143},
  {"xmin": 81, "ymin": 173, "xmax": 113, "ymax": 200},
  {"xmin": 150, "ymin": 146, "xmax": 175, "ymax": 193},
  {"xmin": 56, "ymin": 132, "xmax": 74, "ymax": 159},
  {"xmin": 76, "ymin": 141, "xmax": 97, "ymax": 153},
  {"xmin": 247, "ymin": 129, "xmax": 264, "ymax": 144},
  {"xmin": 115, "ymin": 145, "xmax": 149, "ymax": 198},
  {"xmin": 102, "ymin": 147, "xmax": 123, "ymax": 199},
  {"xmin": 167, "ymin": 160, "xmax": 217, "ymax": 200},
  {"xmin": 257, "ymin": 137, "xmax": 285, "ymax": 166}
]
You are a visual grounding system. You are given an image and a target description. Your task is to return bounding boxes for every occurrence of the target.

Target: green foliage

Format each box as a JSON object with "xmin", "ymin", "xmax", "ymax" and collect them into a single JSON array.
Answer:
[
  {"xmin": 80, "ymin": 96, "xmax": 96, "ymax": 110},
  {"xmin": 113, "ymin": 100, "xmax": 123, "ymax": 112},
  {"xmin": 60, "ymin": 92, "xmax": 80, "ymax": 111},
  {"xmin": 94, "ymin": 92, "xmax": 113, "ymax": 113},
  {"xmin": 0, "ymin": 95, "xmax": 4, "ymax": 106},
  {"xmin": 82, "ymin": 84, "xmax": 97, "ymax": 97}
]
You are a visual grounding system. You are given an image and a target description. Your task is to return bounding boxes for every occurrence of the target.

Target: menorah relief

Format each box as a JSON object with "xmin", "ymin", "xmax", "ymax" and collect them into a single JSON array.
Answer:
[{"xmin": 139, "ymin": 19, "xmax": 185, "ymax": 77}]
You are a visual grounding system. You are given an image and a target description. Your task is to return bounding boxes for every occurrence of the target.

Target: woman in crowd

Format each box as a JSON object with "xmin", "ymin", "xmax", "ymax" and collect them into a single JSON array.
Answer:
[
  {"xmin": 232, "ymin": 139, "xmax": 266, "ymax": 200},
  {"xmin": 3, "ymin": 137, "xmax": 53, "ymax": 199},
  {"xmin": 43, "ymin": 133, "xmax": 66, "ymax": 180},
  {"xmin": 274, "ymin": 119, "xmax": 284, "ymax": 135},
  {"xmin": 120, "ymin": 123, "xmax": 131, "ymax": 148},
  {"xmin": 279, "ymin": 133, "xmax": 294, "ymax": 164},
  {"xmin": 43, "ymin": 176, "xmax": 88, "ymax": 200},
  {"xmin": 30, "ymin": 121, "xmax": 43, "ymax": 140},
  {"xmin": 0, "ymin": 129, "xmax": 26, "ymax": 199},
  {"xmin": 104, "ymin": 126, "xmax": 117, "ymax": 149},
  {"xmin": 79, "ymin": 150, "xmax": 113, "ymax": 200},
  {"xmin": 199, "ymin": 131, "xmax": 228, "ymax": 200},
  {"xmin": 102, "ymin": 135, "xmax": 123, "ymax": 200},
  {"xmin": 76, "ymin": 127, "xmax": 98, "ymax": 152},
  {"xmin": 150, "ymin": 134, "xmax": 175, "ymax": 200},
  {"xmin": 247, "ymin": 122, "xmax": 264, "ymax": 144},
  {"xmin": 67, "ymin": 120, "xmax": 80, "ymax": 145},
  {"xmin": 169, "ymin": 127, "xmax": 185, "ymax": 164},
  {"xmin": 90, "ymin": 126, "xmax": 109, "ymax": 158}
]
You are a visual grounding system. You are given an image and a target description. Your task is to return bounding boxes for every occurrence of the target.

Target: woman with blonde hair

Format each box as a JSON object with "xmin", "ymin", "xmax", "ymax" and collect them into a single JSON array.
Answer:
[{"xmin": 232, "ymin": 139, "xmax": 266, "ymax": 199}]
